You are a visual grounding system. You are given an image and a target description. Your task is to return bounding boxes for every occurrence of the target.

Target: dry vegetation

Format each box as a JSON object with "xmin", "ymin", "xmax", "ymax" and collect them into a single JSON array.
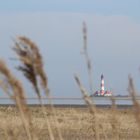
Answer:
[
  {"xmin": 0, "ymin": 23, "xmax": 139, "ymax": 139},
  {"xmin": 0, "ymin": 106, "xmax": 139, "ymax": 140}
]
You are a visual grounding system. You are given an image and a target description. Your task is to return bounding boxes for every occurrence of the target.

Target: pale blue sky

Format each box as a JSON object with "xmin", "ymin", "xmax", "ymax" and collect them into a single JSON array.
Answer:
[
  {"xmin": 0, "ymin": 0, "xmax": 140, "ymax": 18},
  {"xmin": 0, "ymin": 1, "xmax": 140, "ymax": 102}
]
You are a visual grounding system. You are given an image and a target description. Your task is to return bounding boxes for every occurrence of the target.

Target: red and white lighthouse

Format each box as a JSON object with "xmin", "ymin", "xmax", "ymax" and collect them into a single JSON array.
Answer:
[
  {"xmin": 92, "ymin": 74, "xmax": 112, "ymax": 97},
  {"xmin": 100, "ymin": 74, "xmax": 105, "ymax": 95}
]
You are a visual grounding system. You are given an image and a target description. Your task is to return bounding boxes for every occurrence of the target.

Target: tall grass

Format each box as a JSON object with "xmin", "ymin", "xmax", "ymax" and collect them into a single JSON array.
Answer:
[
  {"xmin": 0, "ymin": 29, "xmax": 139, "ymax": 139},
  {"xmin": 74, "ymin": 22, "xmax": 139, "ymax": 140},
  {"xmin": 74, "ymin": 75, "xmax": 99, "ymax": 140},
  {"xmin": 0, "ymin": 60, "xmax": 33, "ymax": 140},
  {"xmin": 13, "ymin": 36, "xmax": 63, "ymax": 140},
  {"xmin": 128, "ymin": 76, "xmax": 140, "ymax": 134}
]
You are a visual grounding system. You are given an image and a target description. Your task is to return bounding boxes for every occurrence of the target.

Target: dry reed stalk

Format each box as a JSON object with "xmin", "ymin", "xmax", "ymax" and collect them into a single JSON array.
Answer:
[
  {"xmin": 99, "ymin": 123, "xmax": 107, "ymax": 140},
  {"xmin": 13, "ymin": 36, "xmax": 63, "ymax": 140},
  {"xmin": 110, "ymin": 96, "xmax": 120, "ymax": 140},
  {"xmin": 74, "ymin": 75, "xmax": 99, "ymax": 140},
  {"xmin": 0, "ymin": 60, "xmax": 33, "ymax": 140},
  {"xmin": 128, "ymin": 76, "xmax": 140, "ymax": 132},
  {"xmin": 82, "ymin": 22, "xmax": 93, "ymax": 94}
]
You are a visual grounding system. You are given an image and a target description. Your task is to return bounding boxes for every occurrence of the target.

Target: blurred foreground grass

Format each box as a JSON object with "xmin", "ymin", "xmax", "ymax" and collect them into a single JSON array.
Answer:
[{"xmin": 0, "ymin": 106, "xmax": 139, "ymax": 140}]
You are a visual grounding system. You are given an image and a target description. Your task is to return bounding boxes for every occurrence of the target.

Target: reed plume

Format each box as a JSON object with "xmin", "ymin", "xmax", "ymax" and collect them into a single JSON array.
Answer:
[
  {"xmin": 13, "ymin": 36, "xmax": 63, "ymax": 140},
  {"xmin": 13, "ymin": 37, "xmax": 46, "ymax": 100},
  {"xmin": 18, "ymin": 37, "xmax": 48, "ymax": 90}
]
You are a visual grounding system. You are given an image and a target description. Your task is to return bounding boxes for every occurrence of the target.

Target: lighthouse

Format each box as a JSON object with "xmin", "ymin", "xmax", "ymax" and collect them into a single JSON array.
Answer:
[
  {"xmin": 100, "ymin": 74, "xmax": 105, "ymax": 95},
  {"xmin": 92, "ymin": 74, "xmax": 112, "ymax": 97}
]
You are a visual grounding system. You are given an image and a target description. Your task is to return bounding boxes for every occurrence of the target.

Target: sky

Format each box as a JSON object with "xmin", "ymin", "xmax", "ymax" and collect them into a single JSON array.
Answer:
[{"xmin": 0, "ymin": 1, "xmax": 140, "ymax": 103}]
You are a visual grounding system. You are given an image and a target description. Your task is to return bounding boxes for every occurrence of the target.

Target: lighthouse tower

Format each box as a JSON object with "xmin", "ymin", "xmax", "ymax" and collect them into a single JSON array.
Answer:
[{"xmin": 100, "ymin": 74, "xmax": 105, "ymax": 96}]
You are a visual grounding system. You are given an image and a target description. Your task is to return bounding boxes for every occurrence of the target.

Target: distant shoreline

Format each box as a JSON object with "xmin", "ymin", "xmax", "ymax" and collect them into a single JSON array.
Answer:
[{"xmin": 0, "ymin": 104, "xmax": 133, "ymax": 109}]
